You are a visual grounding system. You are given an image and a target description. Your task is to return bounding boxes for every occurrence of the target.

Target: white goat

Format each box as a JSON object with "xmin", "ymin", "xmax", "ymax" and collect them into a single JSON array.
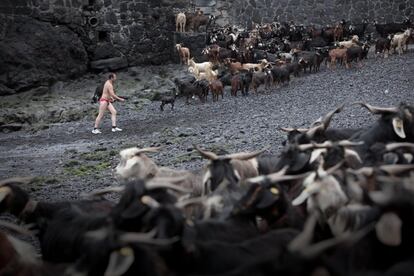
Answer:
[
  {"xmin": 337, "ymin": 35, "xmax": 359, "ymax": 48},
  {"xmin": 189, "ymin": 67, "xmax": 218, "ymax": 81},
  {"xmin": 176, "ymin": 12, "xmax": 186, "ymax": 33},
  {"xmin": 391, "ymin": 28, "xmax": 412, "ymax": 55},
  {"xmin": 116, "ymin": 147, "xmax": 204, "ymax": 195},
  {"xmin": 188, "ymin": 58, "xmax": 213, "ymax": 75},
  {"xmin": 241, "ymin": 59, "xmax": 270, "ymax": 71}
]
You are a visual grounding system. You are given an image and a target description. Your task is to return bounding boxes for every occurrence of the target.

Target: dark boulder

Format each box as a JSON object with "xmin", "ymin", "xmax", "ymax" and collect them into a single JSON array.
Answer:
[{"xmin": 0, "ymin": 15, "xmax": 88, "ymax": 94}]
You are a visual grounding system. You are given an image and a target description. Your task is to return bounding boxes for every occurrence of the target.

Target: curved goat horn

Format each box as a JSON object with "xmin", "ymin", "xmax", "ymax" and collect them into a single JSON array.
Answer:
[
  {"xmin": 385, "ymin": 143, "xmax": 414, "ymax": 151},
  {"xmin": 193, "ymin": 145, "xmax": 219, "ymax": 160},
  {"xmin": 354, "ymin": 102, "xmax": 399, "ymax": 114},
  {"xmin": 296, "ymin": 143, "xmax": 317, "ymax": 151},
  {"xmin": 316, "ymin": 104, "xmax": 344, "ymax": 126},
  {"xmin": 307, "ymin": 104, "xmax": 344, "ymax": 137},
  {"xmin": 337, "ymin": 140, "xmax": 364, "ymax": 147},
  {"xmin": 246, "ymin": 165, "xmax": 289, "ymax": 184},
  {"xmin": 266, "ymin": 172, "xmax": 310, "ymax": 183},
  {"xmin": 222, "ymin": 147, "xmax": 269, "ymax": 160}
]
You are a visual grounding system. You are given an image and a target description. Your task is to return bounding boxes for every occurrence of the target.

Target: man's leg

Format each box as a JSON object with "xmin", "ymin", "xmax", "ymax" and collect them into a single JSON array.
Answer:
[
  {"xmin": 94, "ymin": 101, "xmax": 108, "ymax": 128},
  {"xmin": 108, "ymin": 103, "xmax": 117, "ymax": 127},
  {"xmin": 108, "ymin": 103, "xmax": 122, "ymax": 131}
]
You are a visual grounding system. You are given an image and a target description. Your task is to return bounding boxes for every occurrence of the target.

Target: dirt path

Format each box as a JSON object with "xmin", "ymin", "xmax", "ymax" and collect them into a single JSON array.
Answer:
[{"xmin": 0, "ymin": 52, "xmax": 413, "ymax": 201}]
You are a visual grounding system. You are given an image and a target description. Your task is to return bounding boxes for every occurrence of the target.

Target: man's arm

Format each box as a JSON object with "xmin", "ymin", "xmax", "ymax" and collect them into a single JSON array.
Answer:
[{"xmin": 108, "ymin": 84, "xmax": 125, "ymax": 101}]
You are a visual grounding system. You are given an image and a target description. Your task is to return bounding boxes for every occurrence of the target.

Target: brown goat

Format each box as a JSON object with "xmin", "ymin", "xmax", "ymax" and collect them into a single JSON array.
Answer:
[
  {"xmin": 231, "ymin": 74, "xmax": 242, "ymax": 96},
  {"xmin": 202, "ymin": 44, "xmax": 220, "ymax": 64},
  {"xmin": 333, "ymin": 23, "xmax": 344, "ymax": 42},
  {"xmin": 328, "ymin": 48, "xmax": 349, "ymax": 69},
  {"xmin": 176, "ymin": 44, "xmax": 190, "ymax": 65},
  {"xmin": 192, "ymin": 12, "xmax": 213, "ymax": 32},
  {"xmin": 209, "ymin": 79, "xmax": 224, "ymax": 102},
  {"xmin": 224, "ymin": 58, "xmax": 243, "ymax": 74}
]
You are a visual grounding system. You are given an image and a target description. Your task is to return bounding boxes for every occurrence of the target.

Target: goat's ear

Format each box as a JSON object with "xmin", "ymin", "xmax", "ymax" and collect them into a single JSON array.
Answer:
[
  {"xmin": 392, "ymin": 117, "xmax": 406, "ymax": 139},
  {"xmin": 0, "ymin": 186, "xmax": 12, "ymax": 203},
  {"xmin": 104, "ymin": 247, "xmax": 135, "ymax": 276},
  {"xmin": 375, "ymin": 212, "xmax": 402, "ymax": 246}
]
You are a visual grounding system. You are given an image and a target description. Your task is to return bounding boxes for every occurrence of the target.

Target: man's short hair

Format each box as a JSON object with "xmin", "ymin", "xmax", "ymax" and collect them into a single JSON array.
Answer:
[{"xmin": 108, "ymin": 73, "xmax": 116, "ymax": 80}]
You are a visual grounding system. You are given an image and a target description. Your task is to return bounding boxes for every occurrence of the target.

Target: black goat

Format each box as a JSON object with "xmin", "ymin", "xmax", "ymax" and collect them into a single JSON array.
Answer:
[
  {"xmin": 374, "ymin": 19, "xmax": 412, "ymax": 37},
  {"xmin": 160, "ymin": 90, "xmax": 178, "ymax": 111},
  {"xmin": 0, "ymin": 178, "xmax": 114, "ymax": 226},
  {"xmin": 239, "ymin": 69, "xmax": 254, "ymax": 96},
  {"xmin": 350, "ymin": 103, "xmax": 414, "ymax": 162}
]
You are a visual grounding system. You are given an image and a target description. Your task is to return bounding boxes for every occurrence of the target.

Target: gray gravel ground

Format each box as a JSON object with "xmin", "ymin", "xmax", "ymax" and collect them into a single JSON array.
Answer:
[{"xmin": 0, "ymin": 50, "xmax": 413, "ymax": 202}]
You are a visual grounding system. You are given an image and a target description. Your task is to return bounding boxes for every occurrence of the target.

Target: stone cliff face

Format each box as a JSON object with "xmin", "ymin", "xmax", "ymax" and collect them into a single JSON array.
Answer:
[
  {"xmin": 230, "ymin": 0, "xmax": 413, "ymax": 28},
  {"xmin": 0, "ymin": 0, "xmax": 412, "ymax": 94}
]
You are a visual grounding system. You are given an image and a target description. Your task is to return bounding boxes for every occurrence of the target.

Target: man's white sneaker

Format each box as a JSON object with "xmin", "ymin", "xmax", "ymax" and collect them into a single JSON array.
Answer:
[
  {"xmin": 112, "ymin": 127, "xmax": 122, "ymax": 132},
  {"xmin": 92, "ymin": 129, "xmax": 101, "ymax": 134}
]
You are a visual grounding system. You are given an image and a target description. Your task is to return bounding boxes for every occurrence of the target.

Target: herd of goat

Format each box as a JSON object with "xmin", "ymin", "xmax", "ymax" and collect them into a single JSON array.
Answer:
[
  {"xmin": 172, "ymin": 17, "xmax": 413, "ymax": 105},
  {"xmin": 3, "ymin": 101, "xmax": 414, "ymax": 275}
]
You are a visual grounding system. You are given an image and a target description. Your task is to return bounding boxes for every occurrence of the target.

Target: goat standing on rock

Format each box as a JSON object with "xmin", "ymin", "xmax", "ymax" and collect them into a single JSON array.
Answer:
[
  {"xmin": 176, "ymin": 12, "xmax": 186, "ymax": 32},
  {"xmin": 176, "ymin": 44, "xmax": 190, "ymax": 65}
]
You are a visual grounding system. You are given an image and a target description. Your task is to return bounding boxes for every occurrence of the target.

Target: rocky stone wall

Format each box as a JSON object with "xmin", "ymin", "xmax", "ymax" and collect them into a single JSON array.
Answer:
[
  {"xmin": 228, "ymin": 0, "xmax": 413, "ymax": 28},
  {"xmin": 0, "ymin": 0, "xmax": 412, "ymax": 95}
]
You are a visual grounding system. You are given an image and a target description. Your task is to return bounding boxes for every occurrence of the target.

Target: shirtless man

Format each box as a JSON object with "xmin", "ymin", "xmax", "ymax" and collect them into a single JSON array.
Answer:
[{"xmin": 92, "ymin": 73, "xmax": 125, "ymax": 134}]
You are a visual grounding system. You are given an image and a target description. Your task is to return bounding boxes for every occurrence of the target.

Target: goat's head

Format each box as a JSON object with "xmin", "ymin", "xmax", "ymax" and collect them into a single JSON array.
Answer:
[
  {"xmin": 355, "ymin": 102, "xmax": 414, "ymax": 141},
  {"xmin": 295, "ymin": 140, "xmax": 364, "ymax": 169},
  {"xmin": 280, "ymin": 104, "xmax": 344, "ymax": 145},
  {"xmin": 292, "ymin": 167, "xmax": 348, "ymax": 217},
  {"xmin": 233, "ymin": 170, "xmax": 308, "ymax": 225},
  {"xmin": 232, "ymin": 182, "xmax": 281, "ymax": 220},
  {"xmin": 115, "ymin": 147, "xmax": 161, "ymax": 181},
  {"xmin": 106, "ymin": 177, "xmax": 189, "ymax": 232},
  {"xmin": 194, "ymin": 145, "xmax": 266, "ymax": 194}
]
